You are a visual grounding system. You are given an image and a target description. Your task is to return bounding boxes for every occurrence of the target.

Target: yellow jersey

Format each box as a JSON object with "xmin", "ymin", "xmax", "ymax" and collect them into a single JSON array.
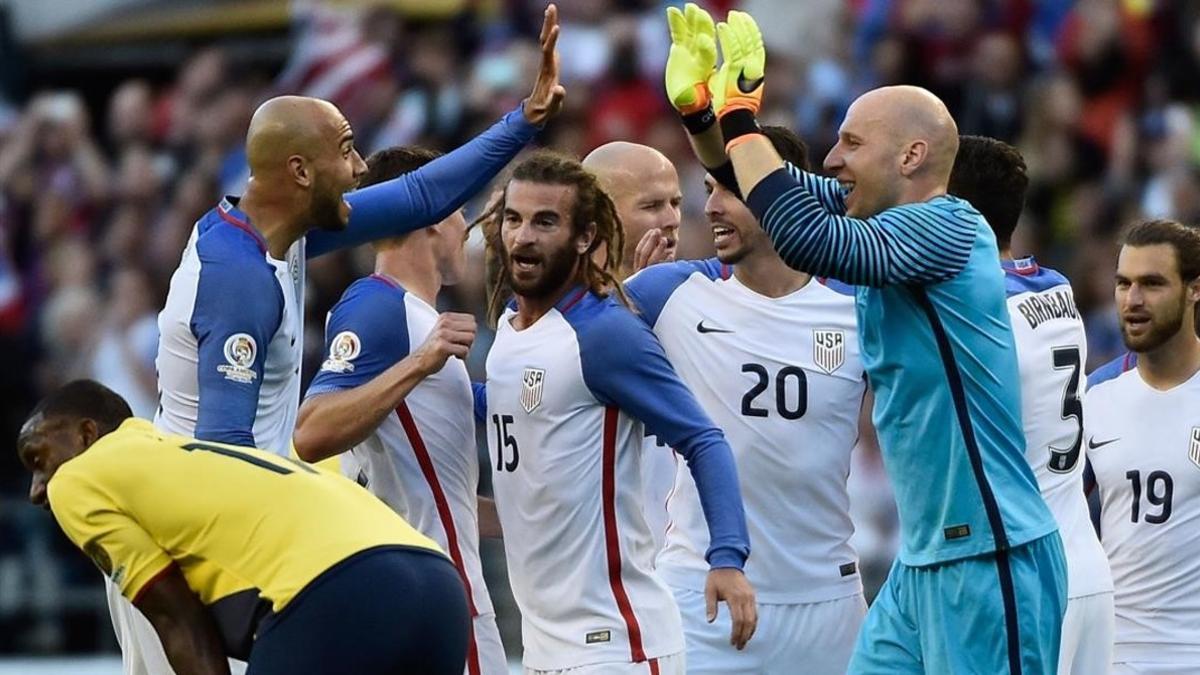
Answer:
[{"xmin": 48, "ymin": 419, "xmax": 443, "ymax": 652}]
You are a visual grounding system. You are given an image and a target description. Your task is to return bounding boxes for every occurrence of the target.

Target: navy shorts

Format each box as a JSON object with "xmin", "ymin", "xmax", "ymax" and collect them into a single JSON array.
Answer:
[{"xmin": 247, "ymin": 545, "xmax": 470, "ymax": 675}]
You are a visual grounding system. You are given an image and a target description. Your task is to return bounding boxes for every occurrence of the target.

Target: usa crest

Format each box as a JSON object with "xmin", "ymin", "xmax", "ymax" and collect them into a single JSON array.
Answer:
[
  {"xmin": 218, "ymin": 333, "xmax": 257, "ymax": 383},
  {"xmin": 1189, "ymin": 427, "xmax": 1200, "ymax": 470},
  {"xmin": 521, "ymin": 367, "xmax": 545, "ymax": 414},
  {"xmin": 320, "ymin": 331, "xmax": 361, "ymax": 373},
  {"xmin": 813, "ymin": 329, "xmax": 846, "ymax": 375}
]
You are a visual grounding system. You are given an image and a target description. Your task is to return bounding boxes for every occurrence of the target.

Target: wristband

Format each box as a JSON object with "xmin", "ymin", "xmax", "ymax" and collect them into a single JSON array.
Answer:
[
  {"xmin": 719, "ymin": 108, "xmax": 760, "ymax": 149},
  {"xmin": 681, "ymin": 105, "xmax": 717, "ymax": 135}
]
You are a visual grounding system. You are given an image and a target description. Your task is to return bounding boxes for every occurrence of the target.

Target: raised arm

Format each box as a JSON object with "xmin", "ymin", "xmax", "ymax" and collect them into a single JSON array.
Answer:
[
  {"xmin": 306, "ymin": 5, "xmax": 565, "ymax": 258},
  {"xmin": 744, "ymin": 170, "xmax": 975, "ymax": 287}
]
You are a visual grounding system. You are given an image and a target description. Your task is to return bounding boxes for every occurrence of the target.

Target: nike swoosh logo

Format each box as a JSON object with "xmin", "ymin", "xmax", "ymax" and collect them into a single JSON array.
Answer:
[
  {"xmin": 1088, "ymin": 437, "xmax": 1120, "ymax": 450},
  {"xmin": 696, "ymin": 320, "xmax": 734, "ymax": 334}
]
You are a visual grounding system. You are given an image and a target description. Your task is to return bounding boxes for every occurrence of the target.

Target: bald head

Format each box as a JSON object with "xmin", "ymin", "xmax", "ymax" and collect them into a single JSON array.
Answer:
[
  {"xmin": 826, "ymin": 85, "xmax": 959, "ymax": 218},
  {"xmin": 582, "ymin": 142, "xmax": 682, "ymax": 265},
  {"xmin": 853, "ymin": 86, "xmax": 958, "ymax": 179},
  {"xmin": 245, "ymin": 96, "xmax": 349, "ymax": 176}
]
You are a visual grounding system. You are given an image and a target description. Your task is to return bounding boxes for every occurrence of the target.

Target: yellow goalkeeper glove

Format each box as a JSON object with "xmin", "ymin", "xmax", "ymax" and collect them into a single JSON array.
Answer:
[
  {"xmin": 710, "ymin": 11, "xmax": 765, "ymax": 118},
  {"xmin": 665, "ymin": 3, "xmax": 718, "ymax": 115}
]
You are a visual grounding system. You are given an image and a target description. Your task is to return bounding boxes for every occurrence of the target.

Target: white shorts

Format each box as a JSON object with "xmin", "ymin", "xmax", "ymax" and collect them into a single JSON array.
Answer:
[
  {"xmin": 1059, "ymin": 591, "xmax": 1113, "ymax": 675},
  {"xmin": 524, "ymin": 651, "xmax": 683, "ymax": 675},
  {"xmin": 106, "ymin": 577, "xmax": 247, "ymax": 675},
  {"xmin": 471, "ymin": 612, "xmax": 508, "ymax": 675},
  {"xmin": 672, "ymin": 586, "xmax": 865, "ymax": 675}
]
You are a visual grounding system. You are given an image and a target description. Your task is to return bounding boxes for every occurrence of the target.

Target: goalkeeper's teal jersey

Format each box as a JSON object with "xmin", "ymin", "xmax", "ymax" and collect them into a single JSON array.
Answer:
[{"xmin": 746, "ymin": 166, "xmax": 1057, "ymax": 566}]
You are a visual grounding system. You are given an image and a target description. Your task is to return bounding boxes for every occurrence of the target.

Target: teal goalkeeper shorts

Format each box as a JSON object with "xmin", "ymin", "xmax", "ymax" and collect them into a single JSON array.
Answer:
[{"xmin": 848, "ymin": 532, "xmax": 1067, "ymax": 675}]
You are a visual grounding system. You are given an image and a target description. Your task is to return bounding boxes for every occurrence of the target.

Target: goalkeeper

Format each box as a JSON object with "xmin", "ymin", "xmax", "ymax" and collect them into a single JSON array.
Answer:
[{"xmin": 663, "ymin": 6, "xmax": 1066, "ymax": 674}]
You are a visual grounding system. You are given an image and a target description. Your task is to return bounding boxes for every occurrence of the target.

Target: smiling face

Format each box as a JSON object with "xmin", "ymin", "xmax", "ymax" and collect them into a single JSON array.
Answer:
[
  {"xmin": 823, "ymin": 96, "xmax": 904, "ymax": 218},
  {"xmin": 1116, "ymin": 243, "xmax": 1200, "ymax": 353},
  {"xmin": 501, "ymin": 180, "xmax": 594, "ymax": 300},
  {"xmin": 16, "ymin": 414, "xmax": 91, "ymax": 509},
  {"xmin": 705, "ymin": 174, "xmax": 769, "ymax": 264}
]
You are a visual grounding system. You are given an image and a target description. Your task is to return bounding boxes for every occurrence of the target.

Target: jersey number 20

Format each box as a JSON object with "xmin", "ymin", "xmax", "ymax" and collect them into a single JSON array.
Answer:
[{"xmin": 741, "ymin": 363, "xmax": 807, "ymax": 420}]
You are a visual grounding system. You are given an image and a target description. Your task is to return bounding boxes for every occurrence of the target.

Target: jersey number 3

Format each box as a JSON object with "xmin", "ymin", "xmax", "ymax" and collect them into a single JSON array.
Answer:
[{"xmin": 1049, "ymin": 346, "xmax": 1083, "ymax": 473}]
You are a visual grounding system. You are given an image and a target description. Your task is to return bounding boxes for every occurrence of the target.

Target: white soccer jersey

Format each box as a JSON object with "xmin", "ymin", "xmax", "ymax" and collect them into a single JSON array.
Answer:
[
  {"xmin": 485, "ymin": 287, "xmax": 749, "ymax": 671},
  {"xmin": 1086, "ymin": 355, "xmax": 1200, "ymax": 665},
  {"xmin": 155, "ymin": 198, "xmax": 305, "ymax": 455},
  {"xmin": 627, "ymin": 259, "xmax": 865, "ymax": 604},
  {"xmin": 304, "ymin": 274, "xmax": 495, "ymax": 628},
  {"xmin": 1003, "ymin": 258, "xmax": 1112, "ymax": 600}
]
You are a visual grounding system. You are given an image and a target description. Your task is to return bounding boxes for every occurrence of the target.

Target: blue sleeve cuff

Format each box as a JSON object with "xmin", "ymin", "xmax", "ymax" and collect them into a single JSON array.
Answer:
[
  {"xmin": 707, "ymin": 547, "xmax": 748, "ymax": 570},
  {"xmin": 509, "ymin": 100, "xmax": 542, "ymax": 136},
  {"xmin": 746, "ymin": 167, "xmax": 800, "ymax": 223}
]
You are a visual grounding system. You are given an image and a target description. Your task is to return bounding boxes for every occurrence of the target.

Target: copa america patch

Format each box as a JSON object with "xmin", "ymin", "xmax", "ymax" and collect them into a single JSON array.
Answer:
[
  {"xmin": 218, "ymin": 333, "xmax": 258, "ymax": 383},
  {"xmin": 521, "ymin": 367, "xmax": 545, "ymax": 414},
  {"xmin": 813, "ymin": 329, "xmax": 846, "ymax": 374},
  {"xmin": 321, "ymin": 331, "xmax": 361, "ymax": 373},
  {"xmin": 1189, "ymin": 427, "xmax": 1200, "ymax": 470}
]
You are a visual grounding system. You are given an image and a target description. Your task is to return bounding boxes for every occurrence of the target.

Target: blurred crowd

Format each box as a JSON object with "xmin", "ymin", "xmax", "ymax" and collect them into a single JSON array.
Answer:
[{"xmin": 1, "ymin": 0, "xmax": 1197, "ymax": 657}]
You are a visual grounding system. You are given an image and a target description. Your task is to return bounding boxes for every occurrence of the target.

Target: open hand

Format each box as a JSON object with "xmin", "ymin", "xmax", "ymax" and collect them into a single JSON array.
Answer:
[
  {"xmin": 664, "ymin": 3, "xmax": 717, "ymax": 114},
  {"xmin": 522, "ymin": 4, "xmax": 566, "ymax": 126},
  {"xmin": 704, "ymin": 567, "xmax": 757, "ymax": 650}
]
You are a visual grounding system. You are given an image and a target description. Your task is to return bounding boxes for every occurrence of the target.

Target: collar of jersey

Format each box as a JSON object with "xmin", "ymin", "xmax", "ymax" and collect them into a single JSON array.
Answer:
[
  {"xmin": 218, "ymin": 196, "xmax": 268, "ymax": 254},
  {"xmin": 1001, "ymin": 256, "xmax": 1040, "ymax": 276}
]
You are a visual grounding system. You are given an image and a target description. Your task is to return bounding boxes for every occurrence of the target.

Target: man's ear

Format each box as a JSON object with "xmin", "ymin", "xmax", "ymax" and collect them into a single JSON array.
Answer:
[
  {"xmin": 1187, "ymin": 275, "xmax": 1200, "ymax": 304},
  {"xmin": 577, "ymin": 221, "xmax": 598, "ymax": 254},
  {"xmin": 78, "ymin": 418, "xmax": 100, "ymax": 449},
  {"xmin": 288, "ymin": 155, "xmax": 312, "ymax": 188},
  {"xmin": 898, "ymin": 140, "xmax": 929, "ymax": 178}
]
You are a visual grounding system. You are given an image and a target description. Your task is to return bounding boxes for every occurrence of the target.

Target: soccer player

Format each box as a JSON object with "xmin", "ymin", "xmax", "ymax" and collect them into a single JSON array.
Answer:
[
  {"xmin": 664, "ymin": 6, "xmax": 1064, "ymax": 672},
  {"xmin": 949, "ymin": 135, "xmax": 1114, "ymax": 674},
  {"xmin": 625, "ymin": 125, "xmax": 867, "ymax": 674},
  {"xmin": 582, "ymin": 141, "xmax": 684, "ymax": 553},
  {"xmin": 17, "ymin": 380, "xmax": 468, "ymax": 675},
  {"xmin": 482, "ymin": 151, "xmax": 753, "ymax": 673},
  {"xmin": 1085, "ymin": 219, "xmax": 1200, "ymax": 674},
  {"xmin": 133, "ymin": 10, "xmax": 564, "ymax": 673},
  {"xmin": 582, "ymin": 142, "xmax": 684, "ymax": 275},
  {"xmin": 292, "ymin": 146, "xmax": 505, "ymax": 675}
]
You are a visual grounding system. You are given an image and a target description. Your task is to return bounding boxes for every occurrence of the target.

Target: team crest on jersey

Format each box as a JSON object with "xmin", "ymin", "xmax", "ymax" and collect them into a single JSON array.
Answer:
[
  {"xmin": 1189, "ymin": 427, "xmax": 1200, "ymax": 470},
  {"xmin": 521, "ymin": 367, "xmax": 545, "ymax": 414},
  {"xmin": 813, "ymin": 329, "xmax": 846, "ymax": 374},
  {"xmin": 320, "ymin": 331, "xmax": 361, "ymax": 373},
  {"xmin": 218, "ymin": 333, "xmax": 257, "ymax": 383}
]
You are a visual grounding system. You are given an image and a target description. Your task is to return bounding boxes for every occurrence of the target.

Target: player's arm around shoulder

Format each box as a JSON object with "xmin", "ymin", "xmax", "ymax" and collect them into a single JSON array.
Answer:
[
  {"xmin": 576, "ymin": 302, "xmax": 758, "ymax": 648},
  {"xmin": 295, "ymin": 285, "xmax": 477, "ymax": 462}
]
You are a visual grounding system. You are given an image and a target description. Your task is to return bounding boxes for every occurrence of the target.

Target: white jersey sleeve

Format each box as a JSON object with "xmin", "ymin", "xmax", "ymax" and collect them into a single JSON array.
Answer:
[
  {"xmin": 1085, "ymin": 357, "xmax": 1200, "ymax": 665},
  {"xmin": 1003, "ymin": 258, "xmax": 1111, "ymax": 600},
  {"xmin": 154, "ymin": 198, "xmax": 305, "ymax": 455},
  {"xmin": 627, "ymin": 260, "xmax": 866, "ymax": 604}
]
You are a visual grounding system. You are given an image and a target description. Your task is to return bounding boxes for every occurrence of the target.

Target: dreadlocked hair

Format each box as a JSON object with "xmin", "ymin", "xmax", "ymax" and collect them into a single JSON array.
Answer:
[{"xmin": 482, "ymin": 150, "xmax": 628, "ymax": 325}]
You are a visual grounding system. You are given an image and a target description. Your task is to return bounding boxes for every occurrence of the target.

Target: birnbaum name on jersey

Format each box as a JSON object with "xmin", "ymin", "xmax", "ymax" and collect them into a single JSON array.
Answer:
[{"xmin": 1015, "ymin": 289, "xmax": 1079, "ymax": 330}]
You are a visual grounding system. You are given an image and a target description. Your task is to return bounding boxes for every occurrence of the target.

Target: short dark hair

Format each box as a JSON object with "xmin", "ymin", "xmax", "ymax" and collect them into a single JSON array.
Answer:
[
  {"xmin": 948, "ymin": 135, "xmax": 1028, "ymax": 251},
  {"xmin": 361, "ymin": 146, "xmax": 444, "ymax": 188},
  {"xmin": 760, "ymin": 126, "xmax": 810, "ymax": 172},
  {"xmin": 1122, "ymin": 219, "xmax": 1200, "ymax": 282},
  {"xmin": 30, "ymin": 380, "xmax": 132, "ymax": 436}
]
